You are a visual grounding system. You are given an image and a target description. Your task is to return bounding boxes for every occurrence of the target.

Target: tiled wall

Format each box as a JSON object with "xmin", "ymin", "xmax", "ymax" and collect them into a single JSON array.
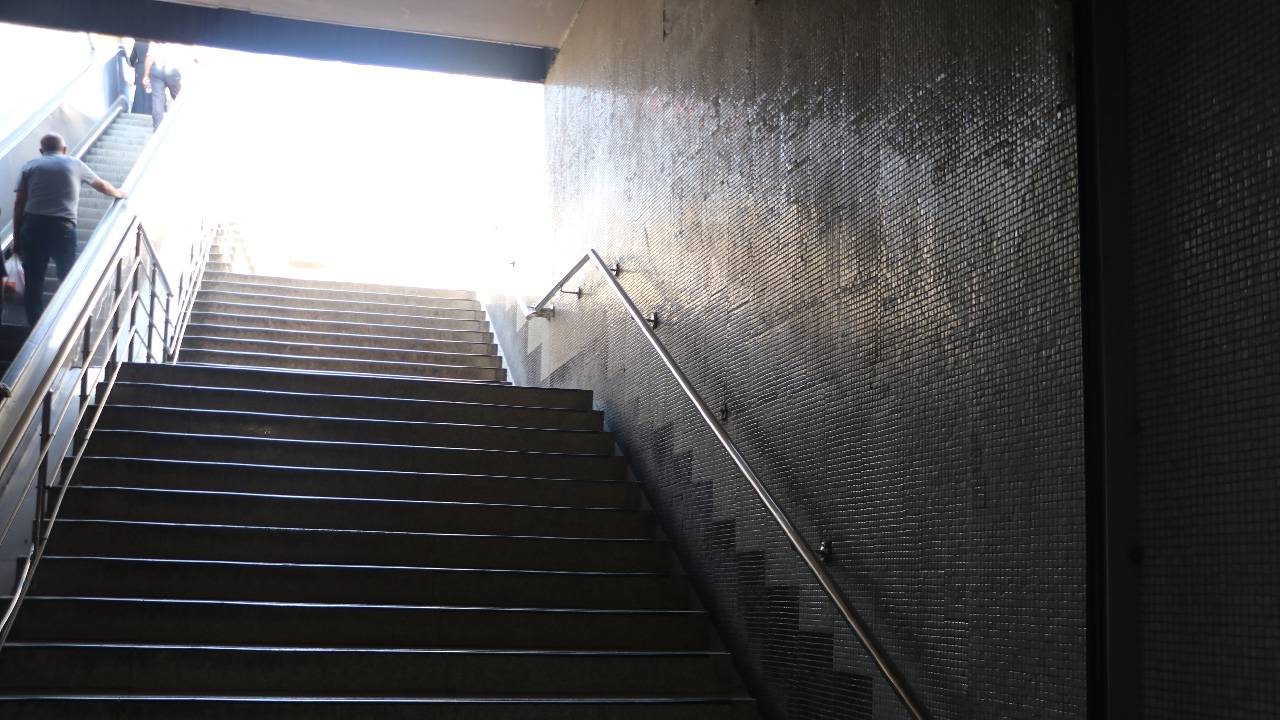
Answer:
[
  {"xmin": 488, "ymin": 1, "xmax": 1084, "ymax": 717},
  {"xmin": 1127, "ymin": 2, "xmax": 1280, "ymax": 717}
]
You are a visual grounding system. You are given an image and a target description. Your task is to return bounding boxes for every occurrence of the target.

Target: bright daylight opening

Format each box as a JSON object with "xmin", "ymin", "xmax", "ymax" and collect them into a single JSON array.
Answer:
[
  {"xmin": 2, "ymin": 23, "xmax": 551, "ymax": 294},
  {"xmin": 189, "ymin": 46, "xmax": 551, "ymax": 293}
]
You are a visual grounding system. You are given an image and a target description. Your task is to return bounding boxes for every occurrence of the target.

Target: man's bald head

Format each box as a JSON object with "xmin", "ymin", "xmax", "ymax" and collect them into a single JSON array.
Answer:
[{"xmin": 39, "ymin": 134, "xmax": 66, "ymax": 155}]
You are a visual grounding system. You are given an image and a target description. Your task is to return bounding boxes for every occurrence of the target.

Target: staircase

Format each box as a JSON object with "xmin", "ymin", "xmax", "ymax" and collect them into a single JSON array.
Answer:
[
  {"xmin": 1, "ymin": 112, "xmax": 153, "ymax": 369},
  {"xmin": 0, "ymin": 265, "xmax": 759, "ymax": 717}
]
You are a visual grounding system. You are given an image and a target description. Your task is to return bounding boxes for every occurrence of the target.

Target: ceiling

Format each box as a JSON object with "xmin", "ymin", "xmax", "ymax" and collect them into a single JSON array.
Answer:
[{"xmin": 155, "ymin": 0, "xmax": 584, "ymax": 48}]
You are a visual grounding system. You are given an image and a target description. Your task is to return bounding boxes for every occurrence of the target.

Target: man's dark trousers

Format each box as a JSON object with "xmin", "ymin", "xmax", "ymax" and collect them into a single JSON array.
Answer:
[{"xmin": 19, "ymin": 214, "xmax": 77, "ymax": 326}]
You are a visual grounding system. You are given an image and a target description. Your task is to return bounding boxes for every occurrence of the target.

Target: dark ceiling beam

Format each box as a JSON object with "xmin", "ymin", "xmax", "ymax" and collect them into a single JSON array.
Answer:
[{"xmin": 0, "ymin": 0, "xmax": 554, "ymax": 83}]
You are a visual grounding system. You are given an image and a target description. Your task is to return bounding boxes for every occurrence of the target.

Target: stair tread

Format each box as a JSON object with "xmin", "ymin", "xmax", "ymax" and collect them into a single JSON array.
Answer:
[
  {"xmin": 99, "ymin": 404, "xmax": 610, "ymax": 452},
  {"xmin": 41, "ymin": 555, "xmax": 668, "ymax": 578},
  {"xmin": 107, "ymin": 383, "xmax": 599, "ymax": 429},
  {"xmin": 52, "ymin": 518, "xmax": 660, "ymax": 543},
  {"xmin": 200, "ymin": 280, "xmax": 483, "ymax": 308},
  {"xmin": 85, "ymin": 429, "xmax": 625, "ymax": 481},
  {"xmin": 197, "ymin": 289, "xmax": 484, "ymax": 317},
  {"xmin": 191, "ymin": 299, "xmax": 491, "ymax": 328},
  {"xmin": 177, "ymin": 351, "xmax": 507, "ymax": 382},
  {"xmin": 77, "ymin": 456, "xmax": 629, "ymax": 490},
  {"xmin": 23, "ymin": 596, "xmax": 701, "ymax": 616},
  {"xmin": 201, "ymin": 272, "xmax": 476, "ymax": 300},
  {"xmin": 182, "ymin": 335, "xmax": 503, "ymax": 367},
  {"xmin": 69, "ymin": 484, "xmax": 641, "ymax": 513},
  {"xmin": 5, "ymin": 642, "xmax": 727, "ymax": 656},
  {"xmin": 184, "ymin": 323, "xmax": 496, "ymax": 353}
]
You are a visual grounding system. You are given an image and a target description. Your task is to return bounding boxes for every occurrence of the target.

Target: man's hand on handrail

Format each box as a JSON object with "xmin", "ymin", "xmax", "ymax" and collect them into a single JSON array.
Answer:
[{"xmin": 91, "ymin": 178, "xmax": 127, "ymax": 200}]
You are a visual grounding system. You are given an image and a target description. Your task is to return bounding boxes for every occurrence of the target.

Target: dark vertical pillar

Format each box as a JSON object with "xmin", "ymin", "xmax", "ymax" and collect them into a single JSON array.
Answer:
[{"xmin": 1073, "ymin": 1, "xmax": 1140, "ymax": 718}]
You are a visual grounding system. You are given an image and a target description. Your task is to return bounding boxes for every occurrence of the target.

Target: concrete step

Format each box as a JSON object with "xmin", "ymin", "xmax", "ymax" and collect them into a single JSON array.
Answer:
[
  {"xmin": 12, "ymin": 597, "xmax": 710, "ymax": 651},
  {"xmin": 201, "ymin": 271, "xmax": 476, "ymax": 300},
  {"xmin": 200, "ymin": 279, "xmax": 482, "ymax": 310},
  {"xmin": 0, "ymin": 696, "xmax": 760, "ymax": 720},
  {"xmin": 117, "ymin": 363, "xmax": 589, "ymax": 410},
  {"xmin": 83, "ymin": 430, "xmax": 624, "ymax": 480},
  {"xmin": 196, "ymin": 289, "xmax": 486, "ymax": 320},
  {"xmin": 186, "ymin": 311, "xmax": 494, "ymax": 344},
  {"xmin": 0, "ymin": 644, "xmax": 742, "ymax": 696},
  {"xmin": 74, "ymin": 457, "xmax": 635, "ymax": 507},
  {"xmin": 46, "ymin": 519, "xmax": 674, "ymax": 572},
  {"xmin": 191, "ymin": 300, "xmax": 490, "ymax": 332},
  {"xmin": 181, "ymin": 335, "xmax": 504, "ymax": 369},
  {"xmin": 31, "ymin": 556, "xmax": 685, "ymax": 609},
  {"xmin": 58, "ymin": 486, "xmax": 651, "ymax": 538},
  {"xmin": 106, "ymin": 382, "xmax": 603, "ymax": 431},
  {"xmin": 178, "ymin": 347, "xmax": 508, "ymax": 381},
  {"xmin": 184, "ymin": 322, "xmax": 497, "ymax": 355},
  {"xmin": 94, "ymin": 404, "xmax": 615, "ymax": 455}
]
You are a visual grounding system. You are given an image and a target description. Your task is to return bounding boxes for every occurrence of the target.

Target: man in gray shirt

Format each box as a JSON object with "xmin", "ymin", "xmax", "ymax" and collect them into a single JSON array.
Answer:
[{"xmin": 12, "ymin": 133, "xmax": 125, "ymax": 325}]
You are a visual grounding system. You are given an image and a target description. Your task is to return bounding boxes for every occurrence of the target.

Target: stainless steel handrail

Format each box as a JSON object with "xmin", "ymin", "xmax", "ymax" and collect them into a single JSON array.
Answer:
[
  {"xmin": 0, "ymin": 220, "xmax": 167, "ymax": 649},
  {"xmin": 527, "ymin": 249, "xmax": 932, "ymax": 720},
  {"xmin": 165, "ymin": 220, "xmax": 215, "ymax": 361},
  {"xmin": 0, "ymin": 48, "xmax": 114, "ymax": 162}
]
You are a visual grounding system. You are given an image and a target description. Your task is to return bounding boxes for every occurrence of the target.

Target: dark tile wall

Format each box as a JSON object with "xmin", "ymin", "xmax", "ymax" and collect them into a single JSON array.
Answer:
[
  {"xmin": 488, "ymin": 1, "xmax": 1084, "ymax": 718},
  {"xmin": 1126, "ymin": 3, "xmax": 1280, "ymax": 717}
]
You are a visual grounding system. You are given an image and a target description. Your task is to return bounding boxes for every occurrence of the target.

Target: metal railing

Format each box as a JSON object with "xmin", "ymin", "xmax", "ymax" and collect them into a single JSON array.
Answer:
[
  {"xmin": 0, "ymin": 83, "xmax": 212, "ymax": 650},
  {"xmin": 0, "ymin": 220, "xmax": 170, "ymax": 648},
  {"xmin": 526, "ymin": 248, "xmax": 932, "ymax": 720}
]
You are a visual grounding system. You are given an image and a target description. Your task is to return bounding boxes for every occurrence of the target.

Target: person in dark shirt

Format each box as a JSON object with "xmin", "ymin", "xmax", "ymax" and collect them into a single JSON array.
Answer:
[{"xmin": 128, "ymin": 39, "xmax": 153, "ymax": 116}]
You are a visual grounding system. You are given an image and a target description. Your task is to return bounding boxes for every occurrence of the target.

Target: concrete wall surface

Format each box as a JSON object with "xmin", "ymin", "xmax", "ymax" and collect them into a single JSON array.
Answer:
[{"xmin": 488, "ymin": 2, "xmax": 1084, "ymax": 718}]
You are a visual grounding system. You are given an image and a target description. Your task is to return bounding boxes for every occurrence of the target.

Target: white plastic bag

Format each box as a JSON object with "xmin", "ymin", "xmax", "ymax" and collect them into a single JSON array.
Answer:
[{"xmin": 2, "ymin": 255, "xmax": 24, "ymax": 298}]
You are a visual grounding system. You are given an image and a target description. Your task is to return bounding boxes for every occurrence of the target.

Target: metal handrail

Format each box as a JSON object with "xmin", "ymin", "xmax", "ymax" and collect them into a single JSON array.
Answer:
[
  {"xmin": 0, "ymin": 220, "xmax": 166, "ymax": 649},
  {"xmin": 0, "ymin": 47, "xmax": 127, "ymax": 253},
  {"xmin": 165, "ymin": 221, "xmax": 215, "ymax": 361},
  {"xmin": 526, "ymin": 249, "xmax": 931, "ymax": 720},
  {"xmin": 0, "ymin": 47, "xmax": 115, "ymax": 163}
]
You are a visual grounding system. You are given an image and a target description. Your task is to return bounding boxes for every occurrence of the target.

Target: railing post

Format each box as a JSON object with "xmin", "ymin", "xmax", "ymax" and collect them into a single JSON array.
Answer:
[
  {"xmin": 162, "ymin": 295, "xmax": 173, "ymax": 363},
  {"xmin": 109, "ymin": 260, "xmax": 122, "ymax": 372},
  {"xmin": 80, "ymin": 319, "xmax": 93, "ymax": 403},
  {"xmin": 147, "ymin": 264, "xmax": 159, "ymax": 361},
  {"xmin": 70, "ymin": 318, "xmax": 94, "ymax": 464},
  {"xmin": 34, "ymin": 390, "xmax": 52, "ymax": 543},
  {"xmin": 129, "ymin": 260, "xmax": 142, "ymax": 362}
]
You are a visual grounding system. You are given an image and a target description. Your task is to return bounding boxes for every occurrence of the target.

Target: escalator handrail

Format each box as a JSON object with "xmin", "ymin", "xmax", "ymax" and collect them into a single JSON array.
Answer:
[{"xmin": 0, "ymin": 48, "xmax": 120, "ymax": 165}]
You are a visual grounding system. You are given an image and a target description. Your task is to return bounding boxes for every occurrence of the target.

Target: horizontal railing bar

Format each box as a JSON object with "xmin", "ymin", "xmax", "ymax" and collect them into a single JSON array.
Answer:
[{"xmin": 526, "ymin": 249, "xmax": 931, "ymax": 720}]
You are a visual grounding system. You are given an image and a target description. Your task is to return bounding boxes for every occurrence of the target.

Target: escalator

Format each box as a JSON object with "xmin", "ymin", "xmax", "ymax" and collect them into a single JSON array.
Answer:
[{"xmin": 0, "ymin": 112, "xmax": 154, "ymax": 375}]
